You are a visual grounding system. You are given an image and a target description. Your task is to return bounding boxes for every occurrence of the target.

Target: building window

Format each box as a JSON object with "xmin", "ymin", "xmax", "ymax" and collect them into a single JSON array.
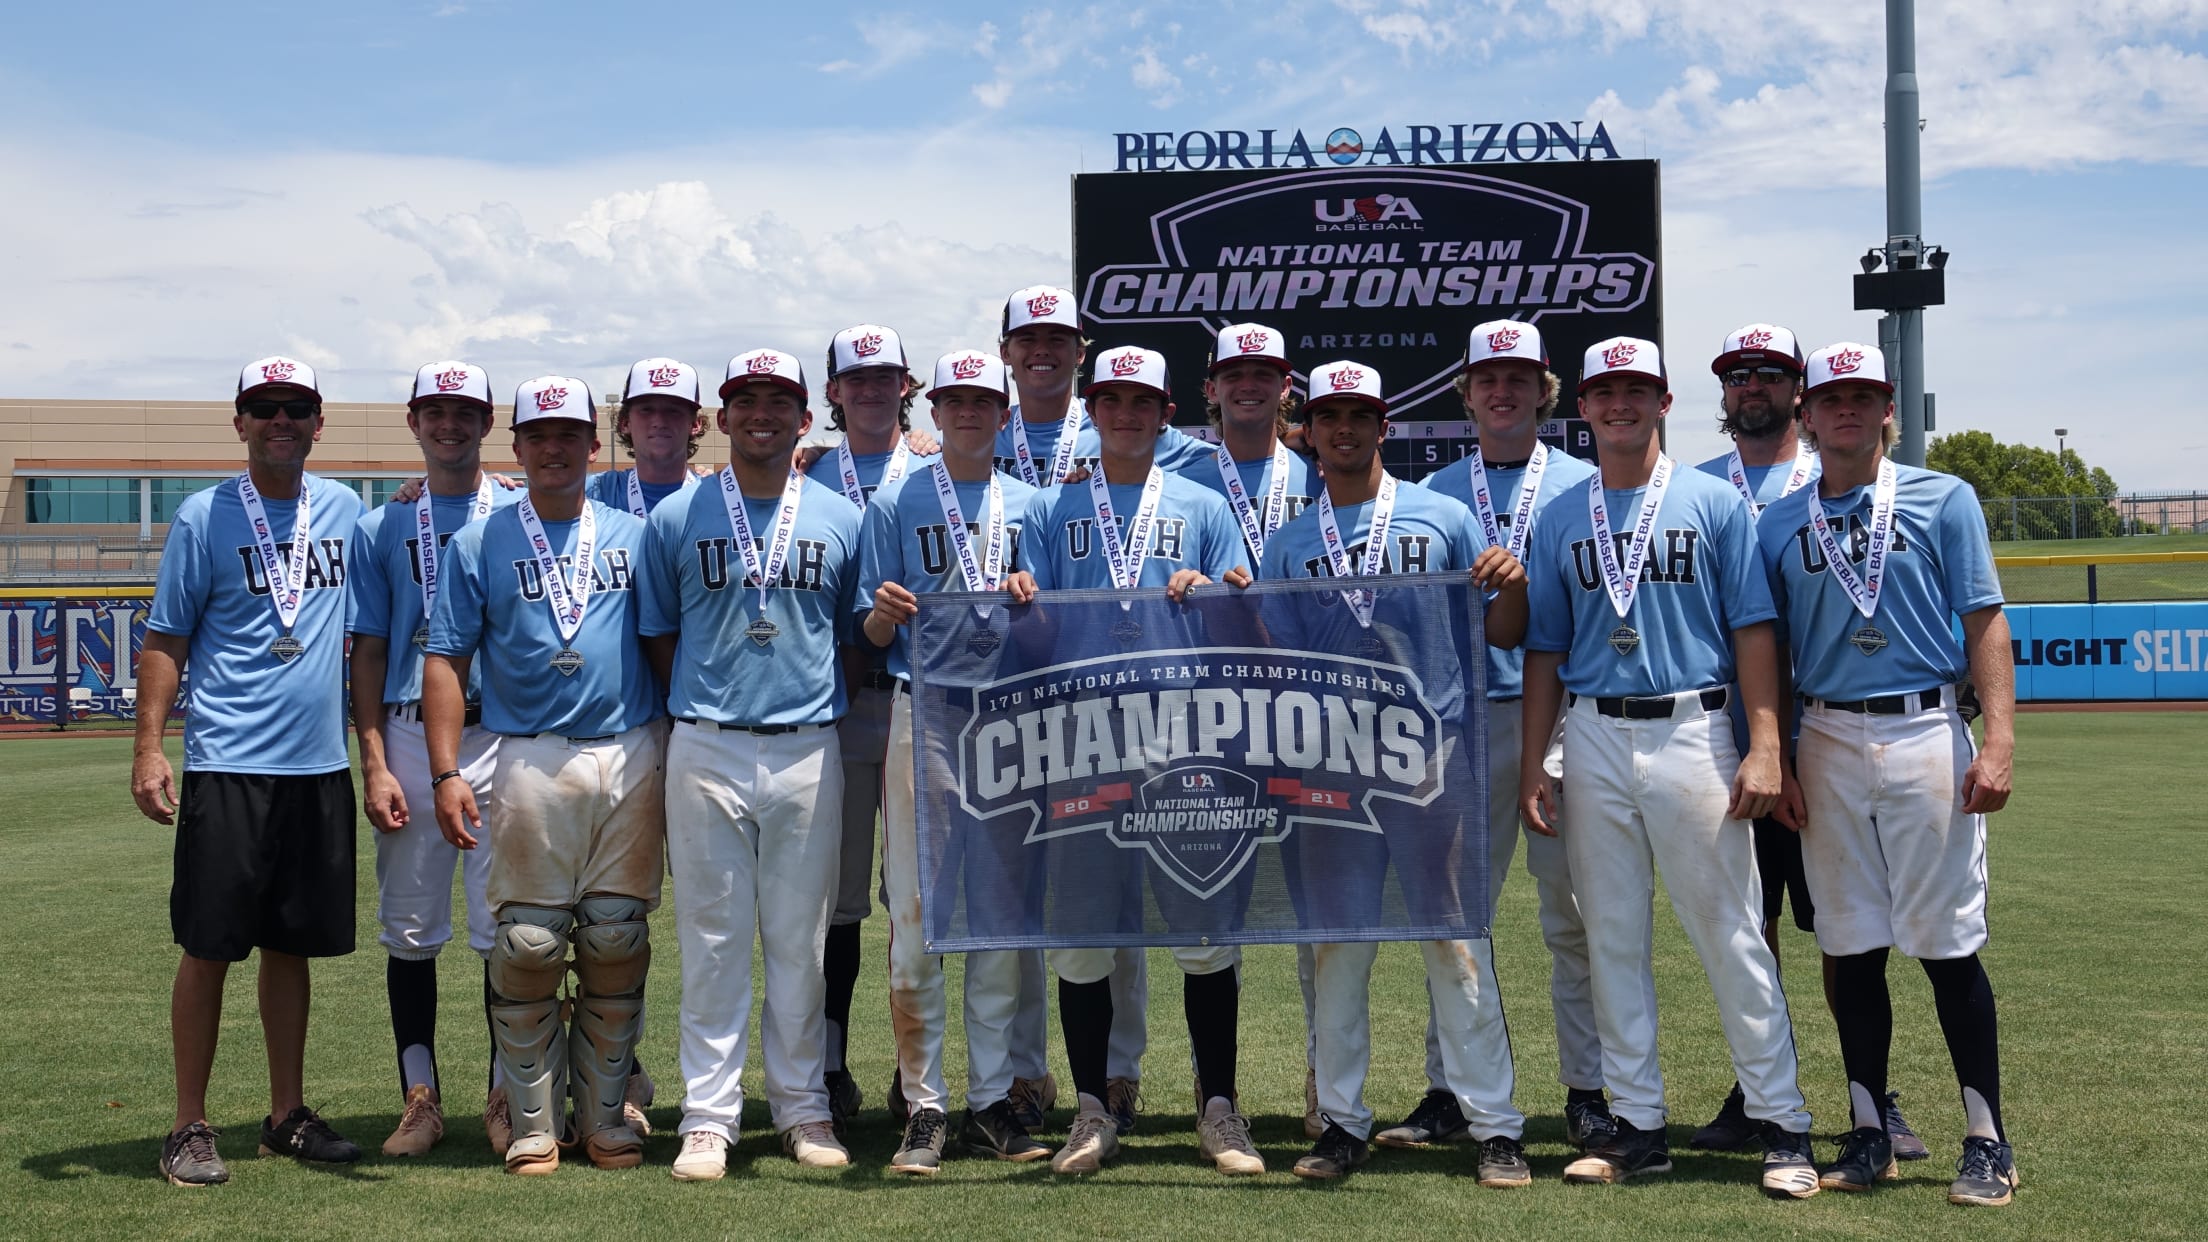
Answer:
[
  {"xmin": 26, "ymin": 477, "xmax": 141, "ymax": 524},
  {"xmin": 150, "ymin": 477, "xmax": 228, "ymax": 524}
]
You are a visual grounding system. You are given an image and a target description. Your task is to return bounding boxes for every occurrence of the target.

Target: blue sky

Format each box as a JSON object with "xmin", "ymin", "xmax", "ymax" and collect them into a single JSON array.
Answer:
[{"xmin": 4, "ymin": 1, "xmax": 2206, "ymax": 486}]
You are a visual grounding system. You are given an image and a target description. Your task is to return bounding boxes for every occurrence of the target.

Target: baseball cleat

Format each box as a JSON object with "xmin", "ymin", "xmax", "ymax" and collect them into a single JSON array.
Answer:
[
  {"xmin": 1476, "ymin": 1135, "xmax": 1533, "ymax": 1189},
  {"xmin": 890, "ymin": 1108, "xmax": 949, "ymax": 1176},
  {"xmin": 1564, "ymin": 1091, "xmax": 1617, "ymax": 1151},
  {"xmin": 1760, "ymin": 1123, "xmax": 1821, "ymax": 1198},
  {"xmin": 1563, "ymin": 1118, "xmax": 1671, "ymax": 1184},
  {"xmin": 1008, "ymin": 1073, "xmax": 1058, "ymax": 1132},
  {"xmin": 623, "ymin": 1064, "xmax": 655, "ymax": 1139},
  {"xmin": 1293, "ymin": 1121, "xmax": 1369, "ymax": 1181},
  {"xmin": 1884, "ymin": 1091, "xmax": 1930, "ymax": 1160},
  {"xmin": 671, "ymin": 1130, "xmax": 729, "ymax": 1182},
  {"xmin": 1375, "ymin": 1088, "xmax": 1472, "ymax": 1148},
  {"xmin": 1197, "ymin": 1100, "xmax": 1265, "ymax": 1176},
  {"xmin": 505, "ymin": 1131, "xmax": 560, "ymax": 1176},
  {"xmin": 582, "ymin": 1123, "xmax": 644, "ymax": 1170},
  {"xmin": 1819, "ymin": 1126, "xmax": 1898, "ymax": 1192},
  {"xmin": 159, "ymin": 1121, "xmax": 229, "ymax": 1187},
  {"xmin": 382, "ymin": 1085, "xmax": 445, "ymax": 1157},
  {"xmin": 1948, "ymin": 1135, "xmax": 2018, "ymax": 1207},
  {"xmin": 781, "ymin": 1120, "xmax": 851, "ymax": 1169},
  {"xmin": 961, "ymin": 1099, "xmax": 1051, "ymax": 1162},
  {"xmin": 484, "ymin": 1086, "xmax": 513, "ymax": 1156},
  {"xmin": 1051, "ymin": 1098, "xmax": 1121, "ymax": 1175},
  {"xmin": 824, "ymin": 1069, "xmax": 862, "ymax": 1140},
  {"xmin": 1689, "ymin": 1083, "xmax": 1756, "ymax": 1151},
  {"xmin": 1104, "ymin": 1077, "xmax": 1141, "ymax": 1137},
  {"xmin": 258, "ymin": 1106, "xmax": 361, "ymax": 1164}
]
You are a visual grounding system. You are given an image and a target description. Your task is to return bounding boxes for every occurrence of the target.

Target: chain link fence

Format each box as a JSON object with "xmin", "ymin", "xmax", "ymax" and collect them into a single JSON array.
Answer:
[{"xmin": 0, "ymin": 536, "xmax": 162, "ymax": 583}]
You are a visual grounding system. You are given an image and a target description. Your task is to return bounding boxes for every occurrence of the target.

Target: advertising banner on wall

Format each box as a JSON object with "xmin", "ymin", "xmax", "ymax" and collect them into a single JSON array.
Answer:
[{"xmin": 0, "ymin": 589, "xmax": 179, "ymax": 725}]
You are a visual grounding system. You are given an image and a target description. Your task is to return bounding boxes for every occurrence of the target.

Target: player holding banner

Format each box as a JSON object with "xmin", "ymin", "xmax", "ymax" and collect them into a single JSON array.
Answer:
[
  {"xmin": 1519, "ymin": 338, "xmax": 1818, "ymax": 1197},
  {"xmin": 1756, "ymin": 343, "xmax": 2019, "ymax": 1207},
  {"xmin": 350, "ymin": 360, "xmax": 520, "ymax": 1157},
  {"xmin": 858, "ymin": 349, "xmax": 1048, "ymax": 1174},
  {"xmin": 1257, "ymin": 360, "xmax": 1530, "ymax": 1186},
  {"xmin": 425, "ymin": 376, "xmax": 666, "ymax": 1176}
]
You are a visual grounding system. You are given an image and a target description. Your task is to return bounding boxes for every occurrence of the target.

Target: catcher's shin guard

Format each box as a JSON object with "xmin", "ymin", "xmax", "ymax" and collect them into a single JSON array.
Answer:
[
  {"xmin": 489, "ymin": 905, "xmax": 575, "ymax": 1157},
  {"xmin": 570, "ymin": 896, "xmax": 650, "ymax": 1156}
]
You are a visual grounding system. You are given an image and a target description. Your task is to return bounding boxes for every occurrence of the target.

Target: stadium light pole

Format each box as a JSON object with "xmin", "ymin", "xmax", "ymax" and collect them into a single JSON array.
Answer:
[{"xmin": 1853, "ymin": 0, "xmax": 1943, "ymax": 468}]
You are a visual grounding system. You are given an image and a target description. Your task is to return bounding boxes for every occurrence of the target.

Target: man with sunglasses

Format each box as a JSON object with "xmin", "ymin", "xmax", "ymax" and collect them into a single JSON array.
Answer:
[
  {"xmin": 137, "ymin": 357, "xmax": 366, "ymax": 1186},
  {"xmin": 1686, "ymin": 325, "xmax": 1926, "ymax": 1160}
]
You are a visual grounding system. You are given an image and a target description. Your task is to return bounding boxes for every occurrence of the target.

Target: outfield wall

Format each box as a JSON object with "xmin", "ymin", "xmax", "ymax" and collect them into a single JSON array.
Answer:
[{"xmin": 1, "ymin": 588, "xmax": 2200, "ymax": 724}]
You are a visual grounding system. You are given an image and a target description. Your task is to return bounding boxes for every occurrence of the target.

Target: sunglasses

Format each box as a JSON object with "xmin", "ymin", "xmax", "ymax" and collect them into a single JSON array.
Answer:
[
  {"xmin": 1721, "ymin": 367, "xmax": 1797, "ymax": 388},
  {"xmin": 241, "ymin": 398, "xmax": 321, "ymax": 420}
]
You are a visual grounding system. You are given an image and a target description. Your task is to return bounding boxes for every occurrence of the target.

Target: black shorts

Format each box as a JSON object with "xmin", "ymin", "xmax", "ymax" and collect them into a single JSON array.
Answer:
[
  {"xmin": 1751, "ymin": 816, "xmax": 1815, "ymax": 933},
  {"xmin": 172, "ymin": 770, "xmax": 357, "ymax": 961}
]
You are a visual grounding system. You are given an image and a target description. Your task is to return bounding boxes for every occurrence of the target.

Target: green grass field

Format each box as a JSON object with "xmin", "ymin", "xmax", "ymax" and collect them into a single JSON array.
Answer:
[
  {"xmin": 1989, "ymin": 533, "xmax": 2208, "ymax": 603},
  {"xmin": 3, "ymin": 718, "xmax": 2201, "ymax": 1240}
]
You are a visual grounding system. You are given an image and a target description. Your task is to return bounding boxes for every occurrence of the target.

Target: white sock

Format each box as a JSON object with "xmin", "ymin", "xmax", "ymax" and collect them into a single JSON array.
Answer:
[
  {"xmin": 400, "ymin": 1044, "xmax": 436, "ymax": 1094},
  {"xmin": 825, "ymin": 1019, "xmax": 845, "ymax": 1073},
  {"xmin": 1962, "ymin": 1087, "xmax": 1999, "ymax": 1141},
  {"xmin": 1077, "ymin": 1091, "xmax": 1105, "ymax": 1115},
  {"xmin": 1849, "ymin": 1081, "xmax": 1883, "ymax": 1131},
  {"xmin": 1202, "ymin": 1096, "xmax": 1235, "ymax": 1121}
]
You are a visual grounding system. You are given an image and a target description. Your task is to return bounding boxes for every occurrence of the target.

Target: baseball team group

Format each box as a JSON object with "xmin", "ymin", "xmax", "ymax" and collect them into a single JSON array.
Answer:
[{"xmin": 126, "ymin": 283, "xmax": 2019, "ymax": 1209}]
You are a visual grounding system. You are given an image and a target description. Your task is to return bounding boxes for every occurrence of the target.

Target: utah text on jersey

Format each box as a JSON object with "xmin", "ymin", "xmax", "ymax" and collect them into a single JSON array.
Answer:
[
  {"xmin": 1059, "ymin": 518, "xmax": 1189, "ymax": 565},
  {"xmin": 1567, "ymin": 530, "xmax": 1699, "ymax": 588},
  {"xmin": 687, "ymin": 538, "xmax": 834, "ymax": 594},
  {"xmin": 509, "ymin": 549, "xmax": 637, "ymax": 597},
  {"xmin": 915, "ymin": 522, "xmax": 1025, "ymax": 578},
  {"xmin": 240, "ymin": 539, "xmax": 348, "ymax": 594},
  {"xmin": 1778, "ymin": 512, "xmax": 1912, "ymax": 574},
  {"xmin": 1296, "ymin": 532, "xmax": 1439, "ymax": 578}
]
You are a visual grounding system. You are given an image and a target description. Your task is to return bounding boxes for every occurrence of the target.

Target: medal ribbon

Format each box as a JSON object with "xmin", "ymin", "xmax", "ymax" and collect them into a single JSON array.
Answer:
[
  {"xmin": 516, "ymin": 496, "xmax": 595, "ymax": 646},
  {"xmin": 1010, "ymin": 404, "xmax": 1084, "ymax": 487},
  {"xmin": 1215, "ymin": 442, "xmax": 1293, "ymax": 565},
  {"xmin": 415, "ymin": 479, "xmax": 494, "ymax": 635},
  {"xmin": 1727, "ymin": 447, "xmax": 1817, "ymax": 514},
  {"xmin": 236, "ymin": 474, "xmax": 312, "ymax": 635},
  {"xmin": 1587, "ymin": 455, "xmax": 1673, "ymax": 620},
  {"xmin": 1468, "ymin": 441, "xmax": 1549, "ymax": 562},
  {"xmin": 1810, "ymin": 457, "xmax": 1898, "ymax": 620},
  {"xmin": 1089, "ymin": 466, "xmax": 1166, "ymax": 594},
  {"xmin": 720, "ymin": 465, "xmax": 806, "ymax": 614},
  {"xmin": 931, "ymin": 460, "xmax": 1005, "ymax": 594},
  {"xmin": 837, "ymin": 439, "xmax": 912, "ymax": 509},
  {"xmin": 1315, "ymin": 475, "xmax": 1398, "ymax": 627}
]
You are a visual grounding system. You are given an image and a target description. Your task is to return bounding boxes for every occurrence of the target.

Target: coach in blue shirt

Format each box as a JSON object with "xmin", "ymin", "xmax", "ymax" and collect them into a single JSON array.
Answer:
[{"xmin": 135, "ymin": 356, "xmax": 366, "ymax": 1186}]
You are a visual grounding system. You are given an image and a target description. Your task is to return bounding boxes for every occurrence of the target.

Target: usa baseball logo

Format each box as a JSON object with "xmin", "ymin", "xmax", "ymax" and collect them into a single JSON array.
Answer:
[
  {"xmin": 434, "ymin": 368, "xmax": 469, "ymax": 392},
  {"xmin": 1829, "ymin": 348, "xmax": 1866, "ymax": 376},
  {"xmin": 1236, "ymin": 329, "xmax": 1271, "ymax": 355},
  {"xmin": 262, "ymin": 360, "xmax": 296, "ymax": 383},
  {"xmin": 535, "ymin": 385, "xmax": 567, "ymax": 411},
  {"xmin": 851, "ymin": 333, "xmax": 883, "ymax": 358},
  {"xmin": 951, "ymin": 354, "xmax": 988, "ymax": 381},
  {"xmin": 747, "ymin": 353, "xmax": 781, "ymax": 376},
  {"xmin": 1741, "ymin": 328, "xmax": 1774, "ymax": 350},
  {"xmin": 1602, "ymin": 341, "xmax": 1638, "ymax": 368},
  {"xmin": 1110, "ymin": 351, "xmax": 1144, "ymax": 378},
  {"xmin": 1487, "ymin": 327, "xmax": 1521, "ymax": 352},
  {"xmin": 1027, "ymin": 292, "xmax": 1059, "ymax": 318},
  {"xmin": 647, "ymin": 364, "xmax": 681, "ymax": 387},
  {"xmin": 1329, "ymin": 366, "xmax": 1365, "ymax": 391}
]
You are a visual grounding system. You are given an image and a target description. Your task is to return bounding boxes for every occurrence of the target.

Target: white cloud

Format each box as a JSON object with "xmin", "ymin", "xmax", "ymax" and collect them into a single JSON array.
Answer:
[{"xmin": 1131, "ymin": 44, "xmax": 1181, "ymax": 106}]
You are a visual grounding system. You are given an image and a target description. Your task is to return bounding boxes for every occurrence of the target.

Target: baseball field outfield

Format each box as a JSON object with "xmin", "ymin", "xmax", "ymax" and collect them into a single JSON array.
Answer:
[{"xmin": 2, "ymin": 717, "xmax": 2198, "ymax": 1241}]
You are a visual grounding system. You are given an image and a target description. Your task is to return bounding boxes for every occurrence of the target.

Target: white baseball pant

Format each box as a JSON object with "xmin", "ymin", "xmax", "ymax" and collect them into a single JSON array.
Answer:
[
  {"xmin": 1796, "ymin": 697, "xmax": 1989, "ymax": 960},
  {"xmin": 1562, "ymin": 695, "xmax": 1811, "ymax": 1133},
  {"xmin": 376, "ymin": 709, "xmax": 498, "ymax": 959},
  {"xmin": 1007, "ymin": 949, "xmax": 1053, "ymax": 1081},
  {"xmin": 484, "ymin": 723, "xmax": 665, "ymax": 913},
  {"xmin": 883, "ymin": 687, "xmax": 1023, "ymax": 1114}
]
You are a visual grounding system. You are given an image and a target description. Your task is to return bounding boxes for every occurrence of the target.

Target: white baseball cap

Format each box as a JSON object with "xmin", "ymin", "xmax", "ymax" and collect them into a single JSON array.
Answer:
[
  {"xmin": 512, "ymin": 376, "xmax": 596, "ymax": 426},
  {"xmin": 720, "ymin": 349, "xmax": 808, "ymax": 402},
  {"xmin": 410, "ymin": 361, "xmax": 492, "ymax": 411},
  {"xmin": 1082, "ymin": 345, "xmax": 1171, "ymax": 399},
  {"xmin": 1712, "ymin": 323, "xmax": 1805, "ymax": 375},
  {"xmin": 237, "ymin": 356, "xmax": 318, "ymax": 403},
  {"xmin": 1579, "ymin": 336, "xmax": 1667, "ymax": 393},
  {"xmin": 1002, "ymin": 285, "xmax": 1081, "ymax": 336},
  {"xmin": 1209, "ymin": 322, "xmax": 1288, "ymax": 373},
  {"xmin": 1464, "ymin": 320, "xmax": 1547, "ymax": 370},
  {"xmin": 1804, "ymin": 342, "xmax": 1895, "ymax": 396},
  {"xmin": 621, "ymin": 358, "xmax": 701, "ymax": 406},
  {"xmin": 1306, "ymin": 360, "xmax": 1389, "ymax": 414},
  {"xmin": 927, "ymin": 349, "xmax": 1010, "ymax": 400},
  {"xmin": 829, "ymin": 324, "xmax": 909, "ymax": 377}
]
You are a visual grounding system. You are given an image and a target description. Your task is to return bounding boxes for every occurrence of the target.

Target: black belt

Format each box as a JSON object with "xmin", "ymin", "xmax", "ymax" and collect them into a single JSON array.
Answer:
[
  {"xmin": 390, "ymin": 702, "xmax": 482, "ymax": 727},
  {"xmin": 1803, "ymin": 687, "xmax": 1944, "ymax": 715},
  {"xmin": 856, "ymin": 669, "xmax": 899, "ymax": 691},
  {"xmin": 677, "ymin": 718, "xmax": 830, "ymax": 736},
  {"xmin": 1572, "ymin": 687, "xmax": 1729, "ymax": 719},
  {"xmin": 532, "ymin": 732, "xmax": 613, "ymax": 743}
]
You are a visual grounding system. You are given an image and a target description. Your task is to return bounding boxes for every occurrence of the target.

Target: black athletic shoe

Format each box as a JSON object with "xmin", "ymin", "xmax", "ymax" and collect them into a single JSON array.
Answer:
[
  {"xmin": 1293, "ymin": 1122, "xmax": 1370, "ymax": 1181},
  {"xmin": 1948, "ymin": 1135, "xmax": 2018, "ymax": 1207},
  {"xmin": 1475, "ymin": 1135, "xmax": 1532, "ymax": 1188},
  {"xmin": 1689, "ymin": 1083, "xmax": 1757, "ymax": 1151},
  {"xmin": 1563, "ymin": 1117, "xmax": 1672, "ymax": 1184},
  {"xmin": 1374, "ymin": 1088, "xmax": 1472, "ymax": 1148},
  {"xmin": 258, "ymin": 1106, "xmax": 362, "ymax": 1163},
  {"xmin": 1819, "ymin": 1126, "xmax": 1897, "ymax": 1192},
  {"xmin": 1760, "ymin": 1122, "xmax": 1820, "ymax": 1198},
  {"xmin": 1563, "ymin": 1092, "xmax": 1617, "ymax": 1151},
  {"xmin": 160, "ymin": 1121, "xmax": 229, "ymax": 1186},
  {"xmin": 889, "ymin": 1108, "xmax": 949, "ymax": 1176},
  {"xmin": 825, "ymin": 1069, "xmax": 861, "ymax": 1141},
  {"xmin": 1884, "ymin": 1091, "xmax": 1930, "ymax": 1160},
  {"xmin": 960, "ymin": 1099, "xmax": 1052, "ymax": 1162}
]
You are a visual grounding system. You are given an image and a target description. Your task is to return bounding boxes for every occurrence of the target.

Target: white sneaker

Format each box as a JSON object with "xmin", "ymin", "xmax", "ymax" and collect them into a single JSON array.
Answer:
[
  {"xmin": 781, "ymin": 1120, "xmax": 850, "ymax": 1169},
  {"xmin": 1051, "ymin": 1095, "xmax": 1121, "ymax": 1175},
  {"xmin": 1198, "ymin": 1098, "xmax": 1265, "ymax": 1176},
  {"xmin": 671, "ymin": 1130, "xmax": 729, "ymax": 1182}
]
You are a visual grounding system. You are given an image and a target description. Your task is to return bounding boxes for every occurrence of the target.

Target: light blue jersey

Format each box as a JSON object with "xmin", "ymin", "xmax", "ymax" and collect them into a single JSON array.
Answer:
[
  {"xmin": 586, "ymin": 468, "xmax": 699, "ymax": 517},
  {"xmin": 1024, "ymin": 473, "xmax": 1247, "ymax": 592},
  {"xmin": 1068, "ymin": 423, "xmax": 1216, "ymax": 475},
  {"xmin": 350, "ymin": 486, "xmax": 522, "ymax": 705},
  {"xmin": 428, "ymin": 498, "xmax": 661, "ymax": 738},
  {"xmin": 991, "ymin": 405, "xmax": 1213, "ymax": 481},
  {"xmin": 855, "ymin": 468, "xmax": 1040, "ymax": 682},
  {"xmin": 1181, "ymin": 442, "xmax": 1323, "ymax": 556},
  {"xmin": 1693, "ymin": 449, "xmax": 1822, "ymax": 518},
  {"xmin": 148, "ymin": 472, "xmax": 363, "ymax": 775},
  {"xmin": 1422, "ymin": 448, "xmax": 1598, "ymax": 698},
  {"xmin": 640, "ymin": 475, "xmax": 862, "ymax": 726},
  {"xmin": 1525, "ymin": 464, "xmax": 1775, "ymax": 698},
  {"xmin": 803, "ymin": 446, "xmax": 942, "ymax": 508},
  {"xmin": 1758, "ymin": 464, "xmax": 2003, "ymax": 701}
]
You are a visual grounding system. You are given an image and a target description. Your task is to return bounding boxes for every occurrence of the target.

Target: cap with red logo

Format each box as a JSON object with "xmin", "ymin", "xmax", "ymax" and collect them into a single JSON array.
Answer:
[
  {"xmin": 1578, "ymin": 336, "xmax": 1667, "ymax": 393},
  {"xmin": 829, "ymin": 324, "xmax": 909, "ymax": 377},
  {"xmin": 1082, "ymin": 346, "xmax": 1171, "ymax": 400},
  {"xmin": 1464, "ymin": 320, "xmax": 1547, "ymax": 370},
  {"xmin": 409, "ymin": 361, "xmax": 492, "ymax": 411},
  {"xmin": 621, "ymin": 358, "xmax": 701, "ymax": 407},
  {"xmin": 720, "ymin": 349, "xmax": 808, "ymax": 402},
  {"xmin": 1002, "ymin": 285, "xmax": 1082, "ymax": 336},
  {"xmin": 236, "ymin": 356, "xmax": 319, "ymax": 404},
  {"xmin": 926, "ymin": 350, "xmax": 1010, "ymax": 401},
  {"xmin": 512, "ymin": 376, "xmax": 596, "ymax": 426},
  {"xmin": 1305, "ymin": 361, "xmax": 1388, "ymax": 414},
  {"xmin": 1804, "ymin": 342, "xmax": 1894, "ymax": 396},
  {"xmin": 1711, "ymin": 323, "xmax": 1805, "ymax": 375},
  {"xmin": 1208, "ymin": 322, "xmax": 1289, "ymax": 373}
]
